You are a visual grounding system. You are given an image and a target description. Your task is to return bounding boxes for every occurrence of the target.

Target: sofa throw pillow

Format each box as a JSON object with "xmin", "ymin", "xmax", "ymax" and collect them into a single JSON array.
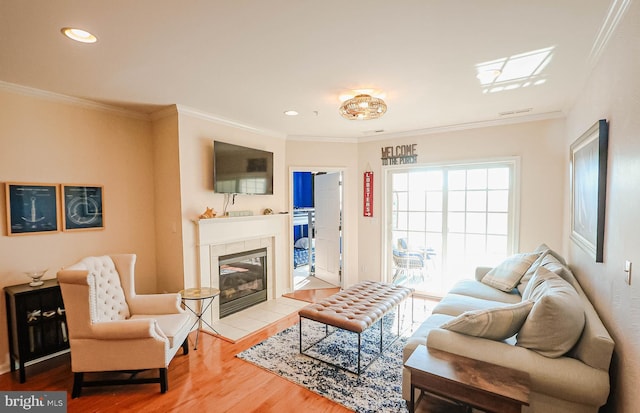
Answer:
[
  {"xmin": 440, "ymin": 300, "xmax": 534, "ymax": 341},
  {"xmin": 517, "ymin": 267, "xmax": 585, "ymax": 357},
  {"xmin": 518, "ymin": 250, "xmax": 576, "ymax": 295},
  {"xmin": 517, "ymin": 249, "xmax": 549, "ymax": 294},
  {"xmin": 534, "ymin": 243, "xmax": 567, "ymax": 265},
  {"xmin": 481, "ymin": 252, "xmax": 541, "ymax": 292}
]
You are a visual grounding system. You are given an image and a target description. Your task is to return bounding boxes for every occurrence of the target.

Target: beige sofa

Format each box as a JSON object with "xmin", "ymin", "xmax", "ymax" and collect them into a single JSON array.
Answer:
[{"xmin": 402, "ymin": 245, "xmax": 614, "ymax": 413}]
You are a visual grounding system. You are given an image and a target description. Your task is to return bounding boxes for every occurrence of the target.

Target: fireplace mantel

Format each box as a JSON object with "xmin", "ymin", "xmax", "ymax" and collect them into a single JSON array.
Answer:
[
  {"xmin": 195, "ymin": 213, "xmax": 290, "ymax": 323},
  {"xmin": 196, "ymin": 214, "xmax": 287, "ymax": 245}
]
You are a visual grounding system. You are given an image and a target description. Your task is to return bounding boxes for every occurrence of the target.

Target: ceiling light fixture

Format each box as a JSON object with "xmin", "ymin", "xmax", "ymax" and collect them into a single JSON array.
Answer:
[
  {"xmin": 61, "ymin": 27, "xmax": 97, "ymax": 43},
  {"xmin": 283, "ymin": 110, "xmax": 299, "ymax": 116},
  {"xmin": 339, "ymin": 94, "xmax": 387, "ymax": 120}
]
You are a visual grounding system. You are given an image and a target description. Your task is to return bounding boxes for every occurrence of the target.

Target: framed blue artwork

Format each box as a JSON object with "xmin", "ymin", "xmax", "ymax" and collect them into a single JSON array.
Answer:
[
  {"xmin": 5, "ymin": 182, "xmax": 60, "ymax": 235},
  {"xmin": 62, "ymin": 184, "xmax": 104, "ymax": 231}
]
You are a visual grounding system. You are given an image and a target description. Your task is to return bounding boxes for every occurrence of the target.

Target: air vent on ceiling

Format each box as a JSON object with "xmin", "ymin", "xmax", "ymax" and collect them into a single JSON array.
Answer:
[{"xmin": 499, "ymin": 108, "xmax": 533, "ymax": 116}]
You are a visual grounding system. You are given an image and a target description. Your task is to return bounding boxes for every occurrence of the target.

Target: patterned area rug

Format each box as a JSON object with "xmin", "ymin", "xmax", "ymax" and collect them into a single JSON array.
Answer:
[{"xmin": 237, "ymin": 314, "xmax": 410, "ymax": 413}]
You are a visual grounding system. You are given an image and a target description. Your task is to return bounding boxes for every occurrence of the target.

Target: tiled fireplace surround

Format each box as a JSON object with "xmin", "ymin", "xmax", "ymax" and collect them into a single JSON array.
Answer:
[{"xmin": 196, "ymin": 214, "xmax": 290, "ymax": 327}]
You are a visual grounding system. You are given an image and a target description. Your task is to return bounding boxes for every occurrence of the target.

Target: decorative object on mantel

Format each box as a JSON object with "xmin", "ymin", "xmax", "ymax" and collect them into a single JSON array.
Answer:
[
  {"xmin": 339, "ymin": 94, "xmax": 387, "ymax": 120},
  {"xmin": 24, "ymin": 269, "xmax": 48, "ymax": 287},
  {"xmin": 262, "ymin": 208, "xmax": 273, "ymax": 215},
  {"xmin": 226, "ymin": 210, "xmax": 253, "ymax": 217},
  {"xmin": 199, "ymin": 207, "xmax": 217, "ymax": 219}
]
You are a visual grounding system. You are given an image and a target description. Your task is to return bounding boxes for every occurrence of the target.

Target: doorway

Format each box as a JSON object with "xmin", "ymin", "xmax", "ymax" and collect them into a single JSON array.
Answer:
[{"xmin": 291, "ymin": 169, "xmax": 343, "ymax": 290}]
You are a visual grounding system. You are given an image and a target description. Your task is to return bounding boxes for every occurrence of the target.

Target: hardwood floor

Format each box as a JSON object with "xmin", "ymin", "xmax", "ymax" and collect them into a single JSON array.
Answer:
[
  {"xmin": 0, "ymin": 293, "xmax": 434, "ymax": 413},
  {"xmin": 0, "ymin": 291, "xmax": 357, "ymax": 413},
  {"xmin": 0, "ymin": 311, "xmax": 350, "ymax": 413}
]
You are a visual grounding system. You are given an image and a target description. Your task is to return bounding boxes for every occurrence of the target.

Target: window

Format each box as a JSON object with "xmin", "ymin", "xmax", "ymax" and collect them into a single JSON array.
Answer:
[{"xmin": 386, "ymin": 159, "xmax": 519, "ymax": 296}]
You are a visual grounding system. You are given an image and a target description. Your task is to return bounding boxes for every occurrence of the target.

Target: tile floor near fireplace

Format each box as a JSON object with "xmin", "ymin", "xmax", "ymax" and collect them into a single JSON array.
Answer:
[{"xmin": 209, "ymin": 296, "xmax": 308, "ymax": 342}]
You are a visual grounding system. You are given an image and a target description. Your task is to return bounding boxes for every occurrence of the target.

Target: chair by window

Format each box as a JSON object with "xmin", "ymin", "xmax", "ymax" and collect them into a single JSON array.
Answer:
[
  {"xmin": 57, "ymin": 254, "xmax": 191, "ymax": 397},
  {"xmin": 392, "ymin": 238, "xmax": 426, "ymax": 285}
]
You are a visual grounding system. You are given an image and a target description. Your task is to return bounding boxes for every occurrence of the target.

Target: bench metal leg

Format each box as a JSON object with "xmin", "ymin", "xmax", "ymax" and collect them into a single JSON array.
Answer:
[
  {"xmin": 358, "ymin": 333, "xmax": 362, "ymax": 375},
  {"xmin": 380, "ymin": 318, "xmax": 384, "ymax": 353}
]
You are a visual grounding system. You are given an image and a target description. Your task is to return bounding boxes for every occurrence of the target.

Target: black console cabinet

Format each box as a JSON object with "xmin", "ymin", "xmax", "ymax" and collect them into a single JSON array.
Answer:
[{"xmin": 4, "ymin": 279, "xmax": 69, "ymax": 383}]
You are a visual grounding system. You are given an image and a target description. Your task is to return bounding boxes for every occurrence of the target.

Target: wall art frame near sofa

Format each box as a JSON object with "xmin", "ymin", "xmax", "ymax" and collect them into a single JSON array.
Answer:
[
  {"xmin": 5, "ymin": 182, "xmax": 60, "ymax": 236},
  {"xmin": 61, "ymin": 184, "xmax": 104, "ymax": 231},
  {"xmin": 570, "ymin": 119, "xmax": 609, "ymax": 263}
]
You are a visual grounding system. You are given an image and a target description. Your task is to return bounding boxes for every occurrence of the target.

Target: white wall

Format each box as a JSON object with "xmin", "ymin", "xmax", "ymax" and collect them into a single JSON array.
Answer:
[
  {"xmin": 176, "ymin": 108, "xmax": 287, "ymax": 290},
  {"xmin": 0, "ymin": 86, "xmax": 157, "ymax": 374},
  {"xmin": 563, "ymin": 1, "xmax": 640, "ymax": 411},
  {"xmin": 356, "ymin": 119, "xmax": 567, "ymax": 282},
  {"xmin": 285, "ymin": 139, "xmax": 359, "ymax": 288}
]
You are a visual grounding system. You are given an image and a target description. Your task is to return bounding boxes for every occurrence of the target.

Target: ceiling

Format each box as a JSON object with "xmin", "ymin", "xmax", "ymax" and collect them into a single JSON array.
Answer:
[{"xmin": 0, "ymin": 1, "xmax": 618, "ymax": 140}]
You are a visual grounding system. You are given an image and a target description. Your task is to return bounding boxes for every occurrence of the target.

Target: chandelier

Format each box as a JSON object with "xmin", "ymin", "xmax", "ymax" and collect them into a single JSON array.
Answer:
[{"xmin": 339, "ymin": 94, "xmax": 387, "ymax": 120}]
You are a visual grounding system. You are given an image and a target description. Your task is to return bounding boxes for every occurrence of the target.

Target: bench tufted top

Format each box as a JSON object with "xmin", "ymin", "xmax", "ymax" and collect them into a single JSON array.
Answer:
[{"xmin": 298, "ymin": 280, "xmax": 413, "ymax": 333}]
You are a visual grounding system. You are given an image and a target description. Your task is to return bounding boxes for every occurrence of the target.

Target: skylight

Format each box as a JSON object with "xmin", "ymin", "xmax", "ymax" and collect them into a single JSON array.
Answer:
[{"xmin": 476, "ymin": 46, "xmax": 554, "ymax": 94}]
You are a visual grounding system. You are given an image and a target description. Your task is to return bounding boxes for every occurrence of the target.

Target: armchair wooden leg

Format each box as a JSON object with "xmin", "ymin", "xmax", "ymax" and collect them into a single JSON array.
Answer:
[
  {"xmin": 160, "ymin": 368, "xmax": 168, "ymax": 394},
  {"xmin": 72, "ymin": 372, "xmax": 83, "ymax": 398},
  {"xmin": 182, "ymin": 337, "xmax": 189, "ymax": 355}
]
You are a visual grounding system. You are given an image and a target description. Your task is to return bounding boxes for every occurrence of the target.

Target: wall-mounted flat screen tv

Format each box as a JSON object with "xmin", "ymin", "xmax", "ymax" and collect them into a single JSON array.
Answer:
[{"xmin": 213, "ymin": 141, "xmax": 274, "ymax": 195}]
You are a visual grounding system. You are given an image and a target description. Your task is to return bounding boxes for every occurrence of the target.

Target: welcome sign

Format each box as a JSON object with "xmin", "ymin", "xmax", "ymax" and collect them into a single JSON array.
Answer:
[{"xmin": 381, "ymin": 144, "xmax": 418, "ymax": 165}]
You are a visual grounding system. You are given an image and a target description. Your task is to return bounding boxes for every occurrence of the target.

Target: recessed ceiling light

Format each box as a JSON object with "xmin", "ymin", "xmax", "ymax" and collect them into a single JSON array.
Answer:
[
  {"xmin": 283, "ymin": 110, "xmax": 299, "ymax": 116},
  {"xmin": 61, "ymin": 27, "xmax": 97, "ymax": 43}
]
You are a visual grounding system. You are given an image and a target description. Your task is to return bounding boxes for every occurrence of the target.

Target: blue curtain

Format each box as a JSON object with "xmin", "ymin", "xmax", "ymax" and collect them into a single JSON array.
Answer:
[{"xmin": 293, "ymin": 172, "xmax": 313, "ymax": 208}]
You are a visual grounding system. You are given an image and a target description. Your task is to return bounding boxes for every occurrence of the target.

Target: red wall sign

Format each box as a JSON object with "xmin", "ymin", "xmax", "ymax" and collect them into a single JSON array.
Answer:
[{"xmin": 364, "ymin": 171, "xmax": 374, "ymax": 217}]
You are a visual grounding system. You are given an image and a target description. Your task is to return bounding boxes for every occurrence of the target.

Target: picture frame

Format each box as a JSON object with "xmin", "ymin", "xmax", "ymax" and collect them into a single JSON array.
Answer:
[
  {"xmin": 5, "ymin": 182, "xmax": 60, "ymax": 236},
  {"xmin": 61, "ymin": 184, "xmax": 104, "ymax": 231},
  {"xmin": 570, "ymin": 119, "xmax": 608, "ymax": 263}
]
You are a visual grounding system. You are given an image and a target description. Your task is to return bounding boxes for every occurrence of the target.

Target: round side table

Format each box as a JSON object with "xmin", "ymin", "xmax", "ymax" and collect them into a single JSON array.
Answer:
[{"xmin": 179, "ymin": 287, "xmax": 220, "ymax": 350}]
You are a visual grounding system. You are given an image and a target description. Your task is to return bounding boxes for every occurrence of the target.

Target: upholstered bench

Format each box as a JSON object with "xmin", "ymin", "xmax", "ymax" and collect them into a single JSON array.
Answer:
[{"xmin": 298, "ymin": 280, "xmax": 413, "ymax": 374}]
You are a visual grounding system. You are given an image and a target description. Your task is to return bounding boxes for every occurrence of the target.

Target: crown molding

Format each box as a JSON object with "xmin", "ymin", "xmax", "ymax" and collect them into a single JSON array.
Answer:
[
  {"xmin": 359, "ymin": 111, "xmax": 566, "ymax": 142},
  {"xmin": 286, "ymin": 135, "xmax": 360, "ymax": 144},
  {"xmin": 149, "ymin": 105, "xmax": 178, "ymax": 121},
  {"xmin": 288, "ymin": 111, "xmax": 565, "ymax": 143},
  {"xmin": 1, "ymin": 80, "xmax": 566, "ymax": 143},
  {"xmin": 0, "ymin": 81, "xmax": 150, "ymax": 121},
  {"xmin": 175, "ymin": 104, "xmax": 286, "ymax": 140},
  {"xmin": 588, "ymin": 0, "xmax": 631, "ymax": 67}
]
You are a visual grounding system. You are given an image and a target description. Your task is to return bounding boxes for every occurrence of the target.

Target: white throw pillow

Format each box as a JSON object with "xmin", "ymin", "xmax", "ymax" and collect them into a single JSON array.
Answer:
[
  {"xmin": 481, "ymin": 252, "xmax": 541, "ymax": 292},
  {"xmin": 518, "ymin": 251, "xmax": 574, "ymax": 295},
  {"xmin": 294, "ymin": 237, "xmax": 310, "ymax": 249},
  {"xmin": 440, "ymin": 300, "xmax": 534, "ymax": 341},
  {"xmin": 517, "ymin": 267, "xmax": 585, "ymax": 357}
]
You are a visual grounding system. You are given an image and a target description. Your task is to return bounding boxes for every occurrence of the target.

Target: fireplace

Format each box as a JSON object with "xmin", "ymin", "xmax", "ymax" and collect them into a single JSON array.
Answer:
[
  {"xmin": 218, "ymin": 248, "xmax": 268, "ymax": 318},
  {"xmin": 196, "ymin": 215, "xmax": 288, "ymax": 326}
]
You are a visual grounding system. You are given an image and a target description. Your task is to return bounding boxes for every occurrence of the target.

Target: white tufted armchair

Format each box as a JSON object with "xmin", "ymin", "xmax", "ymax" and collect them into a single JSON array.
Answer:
[{"xmin": 57, "ymin": 254, "xmax": 191, "ymax": 398}]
